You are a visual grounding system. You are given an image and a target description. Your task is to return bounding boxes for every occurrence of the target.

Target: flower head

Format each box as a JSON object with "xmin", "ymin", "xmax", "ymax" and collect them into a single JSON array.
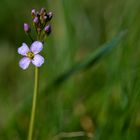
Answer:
[{"xmin": 18, "ymin": 41, "xmax": 44, "ymax": 70}]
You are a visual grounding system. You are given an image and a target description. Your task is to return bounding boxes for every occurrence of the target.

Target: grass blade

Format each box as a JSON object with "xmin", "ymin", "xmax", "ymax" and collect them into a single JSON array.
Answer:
[{"xmin": 53, "ymin": 31, "xmax": 127, "ymax": 86}]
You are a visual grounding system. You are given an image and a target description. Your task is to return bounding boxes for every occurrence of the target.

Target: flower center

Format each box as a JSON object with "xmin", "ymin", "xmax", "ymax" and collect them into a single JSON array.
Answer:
[{"xmin": 26, "ymin": 51, "xmax": 34, "ymax": 59}]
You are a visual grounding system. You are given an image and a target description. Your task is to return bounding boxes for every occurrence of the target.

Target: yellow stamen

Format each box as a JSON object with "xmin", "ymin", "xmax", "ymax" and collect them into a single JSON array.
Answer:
[{"xmin": 27, "ymin": 52, "xmax": 34, "ymax": 59}]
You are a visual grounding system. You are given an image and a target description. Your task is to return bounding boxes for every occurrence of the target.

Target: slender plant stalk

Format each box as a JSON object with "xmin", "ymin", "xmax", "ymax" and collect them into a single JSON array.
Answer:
[
  {"xmin": 20, "ymin": 7, "xmax": 52, "ymax": 140},
  {"xmin": 28, "ymin": 67, "xmax": 39, "ymax": 140},
  {"xmin": 28, "ymin": 33, "xmax": 34, "ymax": 42}
]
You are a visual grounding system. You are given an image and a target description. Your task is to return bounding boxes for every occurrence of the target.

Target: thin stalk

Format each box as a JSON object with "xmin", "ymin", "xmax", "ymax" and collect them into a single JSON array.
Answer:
[
  {"xmin": 26, "ymin": 32, "xmax": 34, "ymax": 42},
  {"xmin": 28, "ymin": 33, "xmax": 34, "ymax": 42},
  {"xmin": 28, "ymin": 67, "xmax": 39, "ymax": 140}
]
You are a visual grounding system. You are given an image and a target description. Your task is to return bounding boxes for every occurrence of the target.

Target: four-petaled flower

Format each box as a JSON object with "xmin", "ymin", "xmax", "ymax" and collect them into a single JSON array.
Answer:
[{"xmin": 18, "ymin": 41, "xmax": 44, "ymax": 70}]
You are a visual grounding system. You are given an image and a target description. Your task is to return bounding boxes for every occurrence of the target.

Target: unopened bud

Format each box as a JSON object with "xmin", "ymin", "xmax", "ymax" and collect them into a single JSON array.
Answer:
[
  {"xmin": 47, "ymin": 12, "xmax": 53, "ymax": 21},
  {"xmin": 24, "ymin": 23, "xmax": 30, "ymax": 32},
  {"xmin": 44, "ymin": 25, "xmax": 51, "ymax": 35},
  {"xmin": 33, "ymin": 17, "xmax": 39, "ymax": 24},
  {"xmin": 40, "ymin": 8, "xmax": 46, "ymax": 15},
  {"xmin": 42, "ymin": 15, "xmax": 47, "ymax": 22},
  {"xmin": 31, "ymin": 9, "xmax": 36, "ymax": 17},
  {"xmin": 36, "ymin": 11, "xmax": 40, "ymax": 17}
]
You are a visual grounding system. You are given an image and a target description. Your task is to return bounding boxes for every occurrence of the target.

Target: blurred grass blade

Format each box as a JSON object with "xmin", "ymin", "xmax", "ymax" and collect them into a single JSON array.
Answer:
[{"xmin": 53, "ymin": 31, "xmax": 127, "ymax": 85}]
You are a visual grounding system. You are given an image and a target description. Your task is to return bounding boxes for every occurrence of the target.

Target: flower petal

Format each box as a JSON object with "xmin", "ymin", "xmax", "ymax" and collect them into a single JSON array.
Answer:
[
  {"xmin": 32, "ymin": 54, "xmax": 44, "ymax": 67},
  {"xmin": 30, "ymin": 41, "xmax": 43, "ymax": 54},
  {"xmin": 18, "ymin": 43, "xmax": 29, "ymax": 56},
  {"xmin": 19, "ymin": 57, "xmax": 31, "ymax": 70}
]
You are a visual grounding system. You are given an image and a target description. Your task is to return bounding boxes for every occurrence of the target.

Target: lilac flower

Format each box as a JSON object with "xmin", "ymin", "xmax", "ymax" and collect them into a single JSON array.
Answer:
[{"xmin": 18, "ymin": 41, "xmax": 44, "ymax": 70}]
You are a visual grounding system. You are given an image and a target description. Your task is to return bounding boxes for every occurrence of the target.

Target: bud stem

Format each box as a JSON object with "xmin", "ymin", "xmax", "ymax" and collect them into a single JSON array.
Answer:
[{"xmin": 28, "ymin": 33, "xmax": 34, "ymax": 42}]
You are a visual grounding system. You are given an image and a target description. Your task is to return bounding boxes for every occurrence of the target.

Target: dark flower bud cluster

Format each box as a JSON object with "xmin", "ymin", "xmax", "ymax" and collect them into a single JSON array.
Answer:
[
  {"xmin": 32, "ymin": 8, "xmax": 52, "ymax": 34},
  {"xmin": 23, "ymin": 8, "xmax": 53, "ymax": 42}
]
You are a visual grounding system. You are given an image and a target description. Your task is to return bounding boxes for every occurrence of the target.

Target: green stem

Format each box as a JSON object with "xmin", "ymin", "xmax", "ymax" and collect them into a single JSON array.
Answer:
[
  {"xmin": 25, "ymin": 32, "xmax": 34, "ymax": 42},
  {"xmin": 28, "ymin": 67, "xmax": 39, "ymax": 140},
  {"xmin": 28, "ymin": 33, "xmax": 34, "ymax": 42}
]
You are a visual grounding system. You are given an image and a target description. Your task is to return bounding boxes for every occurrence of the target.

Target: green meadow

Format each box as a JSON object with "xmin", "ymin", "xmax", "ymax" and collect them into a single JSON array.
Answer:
[{"xmin": 0, "ymin": 0, "xmax": 140, "ymax": 139}]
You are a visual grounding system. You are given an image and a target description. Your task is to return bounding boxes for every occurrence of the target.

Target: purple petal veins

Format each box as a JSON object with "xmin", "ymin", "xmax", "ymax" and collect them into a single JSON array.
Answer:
[{"xmin": 32, "ymin": 54, "xmax": 44, "ymax": 67}]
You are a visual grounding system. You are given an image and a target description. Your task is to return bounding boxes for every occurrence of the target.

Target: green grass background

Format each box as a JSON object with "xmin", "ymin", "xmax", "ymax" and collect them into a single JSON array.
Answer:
[{"xmin": 0, "ymin": 0, "xmax": 140, "ymax": 139}]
